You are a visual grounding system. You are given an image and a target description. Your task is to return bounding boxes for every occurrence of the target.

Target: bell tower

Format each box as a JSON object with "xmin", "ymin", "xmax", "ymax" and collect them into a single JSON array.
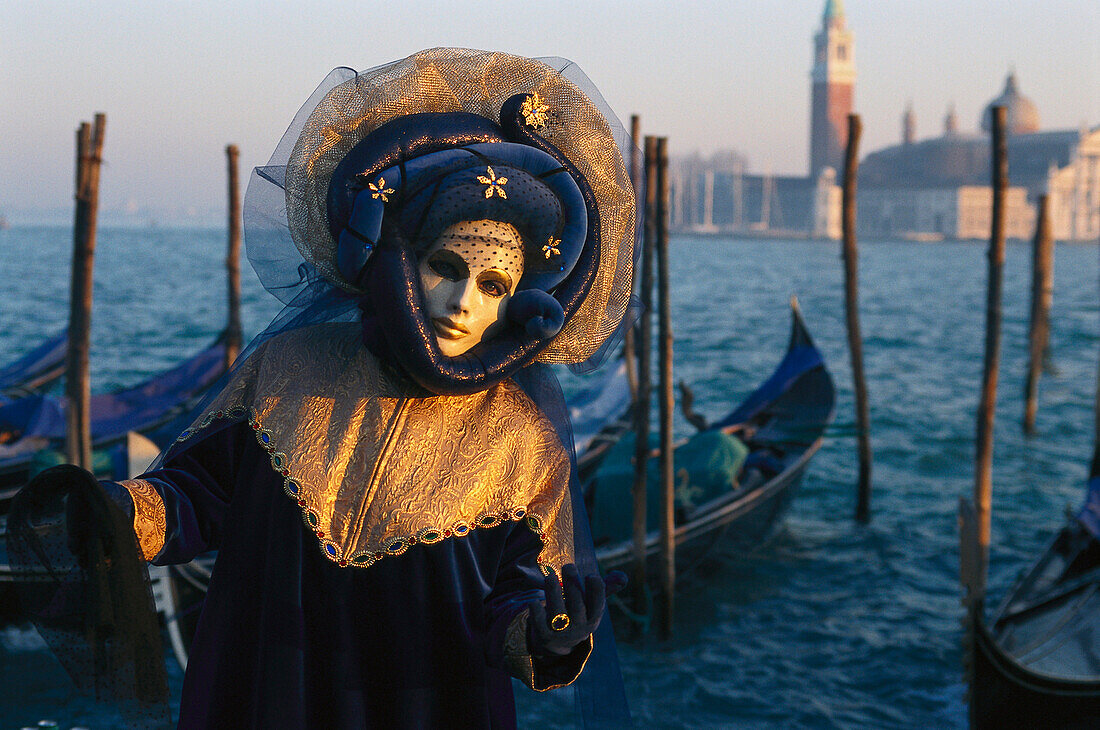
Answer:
[{"xmin": 810, "ymin": 0, "xmax": 856, "ymax": 178}]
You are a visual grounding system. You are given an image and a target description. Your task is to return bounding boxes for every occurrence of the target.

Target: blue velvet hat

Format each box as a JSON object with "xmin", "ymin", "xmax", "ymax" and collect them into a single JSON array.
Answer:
[{"xmin": 328, "ymin": 132, "xmax": 589, "ymax": 295}]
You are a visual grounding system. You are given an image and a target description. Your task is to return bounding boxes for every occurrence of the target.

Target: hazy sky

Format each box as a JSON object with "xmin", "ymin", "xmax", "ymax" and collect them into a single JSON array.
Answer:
[{"xmin": 2, "ymin": 0, "xmax": 1098, "ymax": 222}]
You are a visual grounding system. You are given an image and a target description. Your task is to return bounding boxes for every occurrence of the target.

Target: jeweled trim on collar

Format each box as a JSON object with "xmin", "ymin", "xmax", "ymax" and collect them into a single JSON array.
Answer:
[{"xmin": 173, "ymin": 323, "xmax": 576, "ymax": 573}]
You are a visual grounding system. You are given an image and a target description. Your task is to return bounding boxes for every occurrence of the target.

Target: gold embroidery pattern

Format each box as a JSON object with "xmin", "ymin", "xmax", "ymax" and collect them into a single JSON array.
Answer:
[
  {"xmin": 502, "ymin": 610, "xmax": 536, "ymax": 687},
  {"xmin": 120, "ymin": 478, "xmax": 167, "ymax": 561},
  {"xmin": 178, "ymin": 323, "xmax": 576, "ymax": 572}
]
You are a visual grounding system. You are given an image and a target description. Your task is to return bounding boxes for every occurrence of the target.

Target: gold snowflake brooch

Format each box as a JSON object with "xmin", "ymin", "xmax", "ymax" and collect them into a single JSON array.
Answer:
[
  {"xmin": 354, "ymin": 173, "xmax": 395, "ymax": 202},
  {"xmin": 521, "ymin": 93, "xmax": 550, "ymax": 132},
  {"xmin": 477, "ymin": 166, "xmax": 508, "ymax": 199},
  {"xmin": 543, "ymin": 237, "xmax": 561, "ymax": 259}
]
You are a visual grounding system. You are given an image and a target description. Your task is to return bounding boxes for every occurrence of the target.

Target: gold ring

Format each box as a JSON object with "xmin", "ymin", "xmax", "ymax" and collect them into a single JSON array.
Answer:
[{"xmin": 550, "ymin": 613, "xmax": 570, "ymax": 631}]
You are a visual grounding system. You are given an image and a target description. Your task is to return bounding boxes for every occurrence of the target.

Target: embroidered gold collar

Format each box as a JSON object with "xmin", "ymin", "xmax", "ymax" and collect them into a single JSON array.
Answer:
[{"xmin": 179, "ymin": 323, "xmax": 575, "ymax": 572}]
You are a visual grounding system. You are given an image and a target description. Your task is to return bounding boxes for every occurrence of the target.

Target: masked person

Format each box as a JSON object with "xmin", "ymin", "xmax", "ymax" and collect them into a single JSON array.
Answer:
[{"xmin": 10, "ymin": 48, "xmax": 637, "ymax": 729}]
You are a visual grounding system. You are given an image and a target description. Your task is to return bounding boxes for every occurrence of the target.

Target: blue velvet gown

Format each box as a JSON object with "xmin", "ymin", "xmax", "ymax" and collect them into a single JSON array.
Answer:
[
  {"xmin": 132, "ymin": 420, "xmax": 589, "ymax": 729},
  {"xmin": 116, "ymin": 319, "xmax": 595, "ymax": 729}
]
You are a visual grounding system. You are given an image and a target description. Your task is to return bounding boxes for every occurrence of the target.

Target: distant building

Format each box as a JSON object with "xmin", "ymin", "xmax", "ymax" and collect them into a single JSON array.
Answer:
[
  {"xmin": 810, "ymin": 0, "xmax": 856, "ymax": 179},
  {"xmin": 859, "ymin": 185, "xmax": 1033, "ymax": 241},
  {"xmin": 670, "ymin": 0, "xmax": 847, "ymax": 238},
  {"xmin": 668, "ymin": 151, "xmax": 748, "ymax": 232},
  {"xmin": 672, "ymin": 3, "xmax": 1099, "ymax": 242},
  {"xmin": 859, "ymin": 74, "xmax": 1100, "ymax": 242}
]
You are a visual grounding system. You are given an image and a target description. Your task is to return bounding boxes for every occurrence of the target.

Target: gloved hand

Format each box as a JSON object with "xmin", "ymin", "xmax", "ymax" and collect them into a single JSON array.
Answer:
[
  {"xmin": 19, "ymin": 464, "xmax": 120, "ymax": 572},
  {"xmin": 526, "ymin": 563, "xmax": 627, "ymax": 657}
]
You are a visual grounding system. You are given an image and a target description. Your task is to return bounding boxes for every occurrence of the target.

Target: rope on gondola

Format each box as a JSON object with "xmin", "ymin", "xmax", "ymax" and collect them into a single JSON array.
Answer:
[
  {"xmin": 171, "ymin": 563, "xmax": 211, "ymax": 593},
  {"xmin": 608, "ymin": 582, "xmax": 653, "ymax": 634}
]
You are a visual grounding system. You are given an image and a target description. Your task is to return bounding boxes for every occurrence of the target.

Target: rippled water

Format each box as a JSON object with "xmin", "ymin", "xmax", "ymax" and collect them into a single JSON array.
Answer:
[{"xmin": 1, "ymin": 226, "xmax": 1097, "ymax": 728}]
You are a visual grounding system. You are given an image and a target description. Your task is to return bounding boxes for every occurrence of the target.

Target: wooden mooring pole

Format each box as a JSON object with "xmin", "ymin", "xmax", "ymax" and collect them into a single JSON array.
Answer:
[
  {"xmin": 959, "ymin": 108, "xmax": 1009, "ymax": 704},
  {"xmin": 842, "ymin": 113, "xmax": 873, "ymax": 523},
  {"xmin": 974, "ymin": 105, "xmax": 1008, "ymax": 598},
  {"xmin": 1094, "ymin": 371, "xmax": 1100, "ymax": 478},
  {"xmin": 1023, "ymin": 194, "xmax": 1053, "ymax": 435},
  {"xmin": 1092, "ymin": 328, "xmax": 1100, "ymax": 478},
  {"xmin": 65, "ymin": 114, "xmax": 106, "ymax": 470},
  {"xmin": 630, "ymin": 130, "xmax": 654, "ymax": 617},
  {"xmin": 225, "ymin": 144, "xmax": 243, "ymax": 369},
  {"xmin": 624, "ymin": 115, "xmax": 642, "ymax": 402},
  {"xmin": 623, "ymin": 115, "xmax": 641, "ymax": 401},
  {"xmin": 1091, "ymin": 230, "xmax": 1100, "ymax": 480},
  {"xmin": 655, "ymin": 137, "xmax": 675, "ymax": 638}
]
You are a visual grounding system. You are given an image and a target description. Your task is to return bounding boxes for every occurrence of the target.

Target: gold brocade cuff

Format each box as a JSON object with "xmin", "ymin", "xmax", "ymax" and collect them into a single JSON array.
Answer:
[
  {"xmin": 501, "ymin": 609, "xmax": 594, "ymax": 692},
  {"xmin": 119, "ymin": 479, "xmax": 166, "ymax": 561}
]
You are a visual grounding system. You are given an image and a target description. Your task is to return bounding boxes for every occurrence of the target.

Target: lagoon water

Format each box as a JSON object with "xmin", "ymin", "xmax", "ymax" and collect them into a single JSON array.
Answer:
[{"xmin": 1, "ymin": 226, "xmax": 1098, "ymax": 728}]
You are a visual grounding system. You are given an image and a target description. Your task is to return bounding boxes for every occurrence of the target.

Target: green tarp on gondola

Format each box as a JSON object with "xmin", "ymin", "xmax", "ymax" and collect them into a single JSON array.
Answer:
[{"xmin": 588, "ymin": 430, "xmax": 749, "ymax": 546}]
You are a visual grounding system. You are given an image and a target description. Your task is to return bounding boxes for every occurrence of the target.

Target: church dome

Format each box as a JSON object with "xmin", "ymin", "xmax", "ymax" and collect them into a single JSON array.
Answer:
[
  {"xmin": 981, "ymin": 73, "xmax": 1040, "ymax": 134},
  {"xmin": 860, "ymin": 134, "xmax": 989, "ymax": 189}
]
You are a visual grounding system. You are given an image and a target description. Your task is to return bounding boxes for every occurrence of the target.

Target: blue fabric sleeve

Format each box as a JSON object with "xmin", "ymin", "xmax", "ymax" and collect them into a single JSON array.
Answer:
[
  {"xmin": 484, "ymin": 521, "xmax": 593, "ymax": 691},
  {"xmin": 139, "ymin": 422, "xmax": 247, "ymax": 565},
  {"xmin": 484, "ymin": 522, "xmax": 546, "ymax": 665}
]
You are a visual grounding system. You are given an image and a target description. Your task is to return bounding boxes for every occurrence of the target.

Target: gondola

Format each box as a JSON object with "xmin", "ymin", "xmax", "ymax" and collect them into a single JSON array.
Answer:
[
  {"xmin": 588, "ymin": 299, "xmax": 836, "ymax": 571},
  {"xmin": 570, "ymin": 358, "xmax": 634, "ymax": 481},
  {"xmin": 0, "ymin": 339, "xmax": 227, "ymax": 498},
  {"xmin": 0, "ymin": 331, "xmax": 67, "ymax": 400},
  {"xmin": 963, "ymin": 476, "xmax": 1100, "ymax": 728}
]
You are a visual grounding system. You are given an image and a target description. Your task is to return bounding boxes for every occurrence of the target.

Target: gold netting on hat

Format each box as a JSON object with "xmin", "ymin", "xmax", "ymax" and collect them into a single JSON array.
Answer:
[{"xmin": 284, "ymin": 48, "xmax": 635, "ymax": 365}]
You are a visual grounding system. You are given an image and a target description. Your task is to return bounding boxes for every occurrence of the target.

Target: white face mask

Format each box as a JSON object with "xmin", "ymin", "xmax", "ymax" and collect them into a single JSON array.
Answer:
[{"xmin": 418, "ymin": 220, "xmax": 525, "ymax": 357}]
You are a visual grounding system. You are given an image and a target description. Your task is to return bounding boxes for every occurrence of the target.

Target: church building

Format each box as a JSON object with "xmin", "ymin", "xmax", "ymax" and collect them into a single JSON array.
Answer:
[
  {"xmin": 859, "ymin": 74, "xmax": 1100, "ymax": 242},
  {"xmin": 669, "ymin": 1, "xmax": 1099, "ymax": 242}
]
